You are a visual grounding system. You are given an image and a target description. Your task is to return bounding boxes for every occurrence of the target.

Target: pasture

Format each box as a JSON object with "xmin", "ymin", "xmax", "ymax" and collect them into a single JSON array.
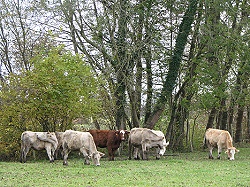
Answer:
[{"xmin": 0, "ymin": 148, "xmax": 250, "ymax": 187}]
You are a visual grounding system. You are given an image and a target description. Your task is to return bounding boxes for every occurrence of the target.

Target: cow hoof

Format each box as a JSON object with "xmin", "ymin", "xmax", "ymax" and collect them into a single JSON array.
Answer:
[
  {"xmin": 63, "ymin": 162, "xmax": 68, "ymax": 166},
  {"xmin": 50, "ymin": 160, "xmax": 54, "ymax": 163},
  {"xmin": 156, "ymin": 157, "xmax": 160, "ymax": 160},
  {"xmin": 209, "ymin": 156, "xmax": 214, "ymax": 159}
]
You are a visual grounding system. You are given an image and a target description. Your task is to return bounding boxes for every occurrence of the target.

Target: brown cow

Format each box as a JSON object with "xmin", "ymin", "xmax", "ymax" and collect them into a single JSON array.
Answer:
[
  {"xmin": 88, "ymin": 129, "xmax": 129, "ymax": 161},
  {"xmin": 204, "ymin": 128, "xmax": 239, "ymax": 160}
]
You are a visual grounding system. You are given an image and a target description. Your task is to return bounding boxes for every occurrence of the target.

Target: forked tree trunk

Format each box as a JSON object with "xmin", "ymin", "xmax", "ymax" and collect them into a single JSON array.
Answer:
[{"xmin": 145, "ymin": 0, "xmax": 198, "ymax": 129}]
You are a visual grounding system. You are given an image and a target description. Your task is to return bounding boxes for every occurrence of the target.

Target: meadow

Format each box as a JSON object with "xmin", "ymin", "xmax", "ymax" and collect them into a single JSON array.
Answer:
[{"xmin": 0, "ymin": 148, "xmax": 250, "ymax": 187}]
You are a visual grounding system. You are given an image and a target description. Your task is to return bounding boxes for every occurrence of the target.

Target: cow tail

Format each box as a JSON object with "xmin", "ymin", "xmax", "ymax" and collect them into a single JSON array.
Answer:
[
  {"xmin": 20, "ymin": 133, "xmax": 25, "ymax": 163},
  {"xmin": 203, "ymin": 134, "xmax": 207, "ymax": 150},
  {"xmin": 128, "ymin": 137, "xmax": 132, "ymax": 160},
  {"xmin": 62, "ymin": 141, "xmax": 68, "ymax": 156}
]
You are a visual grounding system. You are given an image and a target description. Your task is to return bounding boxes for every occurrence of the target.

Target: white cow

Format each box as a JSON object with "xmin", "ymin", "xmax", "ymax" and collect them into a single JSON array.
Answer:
[
  {"xmin": 204, "ymin": 128, "xmax": 239, "ymax": 160},
  {"xmin": 128, "ymin": 128, "xmax": 169, "ymax": 160},
  {"xmin": 54, "ymin": 131, "xmax": 64, "ymax": 160},
  {"xmin": 62, "ymin": 130, "xmax": 105, "ymax": 166},
  {"xmin": 20, "ymin": 131, "xmax": 58, "ymax": 163}
]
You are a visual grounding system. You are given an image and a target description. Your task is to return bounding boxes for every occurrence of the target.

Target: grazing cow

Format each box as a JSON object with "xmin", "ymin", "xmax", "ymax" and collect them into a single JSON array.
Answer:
[
  {"xmin": 20, "ymin": 131, "xmax": 58, "ymax": 163},
  {"xmin": 54, "ymin": 132, "xmax": 64, "ymax": 159},
  {"xmin": 204, "ymin": 128, "xmax": 239, "ymax": 160},
  {"xmin": 88, "ymin": 129, "xmax": 129, "ymax": 161},
  {"xmin": 128, "ymin": 128, "xmax": 169, "ymax": 160},
  {"xmin": 62, "ymin": 130, "xmax": 105, "ymax": 166}
]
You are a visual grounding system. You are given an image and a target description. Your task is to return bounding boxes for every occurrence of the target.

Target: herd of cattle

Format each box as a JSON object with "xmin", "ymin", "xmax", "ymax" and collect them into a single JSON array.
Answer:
[{"xmin": 20, "ymin": 128, "xmax": 239, "ymax": 166}]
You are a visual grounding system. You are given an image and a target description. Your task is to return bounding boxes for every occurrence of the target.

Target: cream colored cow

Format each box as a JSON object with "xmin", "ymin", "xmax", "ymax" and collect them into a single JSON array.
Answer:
[
  {"xmin": 128, "ymin": 128, "xmax": 169, "ymax": 160},
  {"xmin": 62, "ymin": 130, "xmax": 105, "ymax": 166},
  {"xmin": 20, "ymin": 131, "xmax": 58, "ymax": 163},
  {"xmin": 205, "ymin": 128, "xmax": 239, "ymax": 160}
]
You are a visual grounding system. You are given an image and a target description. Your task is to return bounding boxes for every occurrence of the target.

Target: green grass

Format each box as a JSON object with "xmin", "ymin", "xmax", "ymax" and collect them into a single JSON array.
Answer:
[{"xmin": 1, "ymin": 148, "xmax": 250, "ymax": 187}]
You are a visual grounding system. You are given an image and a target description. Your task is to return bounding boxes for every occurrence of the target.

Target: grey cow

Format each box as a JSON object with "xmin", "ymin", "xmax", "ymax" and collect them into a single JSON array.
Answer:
[
  {"xmin": 20, "ymin": 131, "xmax": 58, "ymax": 163},
  {"xmin": 62, "ymin": 130, "xmax": 105, "ymax": 166}
]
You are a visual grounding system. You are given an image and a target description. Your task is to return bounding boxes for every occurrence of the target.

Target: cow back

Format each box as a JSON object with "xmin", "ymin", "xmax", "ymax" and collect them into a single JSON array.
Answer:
[
  {"xmin": 63, "ymin": 130, "xmax": 98, "ymax": 153},
  {"xmin": 205, "ymin": 128, "xmax": 233, "ymax": 148},
  {"xmin": 89, "ymin": 130, "xmax": 109, "ymax": 148}
]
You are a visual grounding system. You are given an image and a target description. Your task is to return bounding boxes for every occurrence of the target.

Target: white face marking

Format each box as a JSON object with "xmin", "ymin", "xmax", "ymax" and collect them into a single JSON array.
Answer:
[
  {"xmin": 229, "ymin": 149, "xmax": 236, "ymax": 160},
  {"xmin": 120, "ymin": 130, "xmax": 125, "ymax": 140}
]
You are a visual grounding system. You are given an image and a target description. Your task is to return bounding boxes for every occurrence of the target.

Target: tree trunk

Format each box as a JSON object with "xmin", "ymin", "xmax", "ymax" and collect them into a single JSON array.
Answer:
[
  {"xmin": 228, "ymin": 97, "xmax": 235, "ymax": 135},
  {"xmin": 246, "ymin": 107, "xmax": 250, "ymax": 140},
  {"xmin": 206, "ymin": 107, "xmax": 217, "ymax": 129},
  {"xmin": 114, "ymin": 0, "xmax": 128, "ymax": 130},
  {"xmin": 235, "ymin": 106, "xmax": 244, "ymax": 143},
  {"xmin": 145, "ymin": 0, "xmax": 198, "ymax": 129}
]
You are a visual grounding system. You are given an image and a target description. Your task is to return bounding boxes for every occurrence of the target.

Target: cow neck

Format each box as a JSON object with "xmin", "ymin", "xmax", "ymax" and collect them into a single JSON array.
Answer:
[
  {"xmin": 89, "ymin": 137, "xmax": 98, "ymax": 154},
  {"xmin": 226, "ymin": 132, "xmax": 233, "ymax": 148}
]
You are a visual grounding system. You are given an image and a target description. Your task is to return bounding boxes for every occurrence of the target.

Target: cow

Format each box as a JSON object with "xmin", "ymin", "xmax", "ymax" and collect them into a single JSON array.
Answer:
[
  {"xmin": 88, "ymin": 129, "xmax": 129, "ymax": 161},
  {"xmin": 204, "ymin": 128, "xmax": 239, "ymax": 160},
  {"xmin": 128, "ymin": 128, "xmax": 169, "ymax": 160},
  {"xmin": 54, "ymin": 131, "xmax": 64, "ymax": 160},
  {"xmin": 20, "ymin": 131, "xmax": 58, "ymax": 163},
  {"xmin": 62, "ymin": 130, "xmax": 105, "ymax": 166}
]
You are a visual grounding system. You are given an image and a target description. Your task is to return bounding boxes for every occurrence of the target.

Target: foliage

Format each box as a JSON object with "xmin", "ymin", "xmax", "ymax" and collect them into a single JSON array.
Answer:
[
  {"xmin": 0, "ymin": 148, "xmax": 250, "ymax": 186},
  {"xmin": 0, "ymin": 47, "xmax": 101, "ymax": 159}
]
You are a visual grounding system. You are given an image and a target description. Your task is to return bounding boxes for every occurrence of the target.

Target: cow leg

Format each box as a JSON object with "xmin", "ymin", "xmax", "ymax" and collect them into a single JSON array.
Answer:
[
  {"xmin": 217, "ymin": 146, "xmax": 222, "ymax": 159},
  {"xmin": 51, "ymin": 147, "xmax": 57, "ymax": 161},
  {"xmin": 156, "ymin": 148, "xmax": 161, "ymax": 160},
  {"xmin": 133, "ymin": 147, "xmax": 140, "ymax": 160},
  {"xmin": 128, "ymin": 140, "xmax": 133, "ymax": 160},
  {"xmin": 20, "ymin": 145, "xmax": 25, "ymax": 163},
  {"xmin": 80, "ymin": 148, "xmax": 90, "ymax": 165},
  {"xmin": 22, "ymin": 146, "xmax": 30, "ymax": 163},
  {"xmin": 208, "ymin": 145, "xmax": 214, "ymax": 159},
  {"xmin": 63, "ymin": 149, "xmax": 70, "ymax": 166},
  {"xmin": 54, "ymin": 148, "xmax": 59, "ymax": 160},
  {"xmin": 45, "ymin": 146, "xmax": 54, "ymax": 162},
  {"xmin": 107, "ymin": 146, "xmax": 114, "ymax": 161},
  {"xmin": 141, "ymin": 144, "xmax": 148, "ymax": 160},
  {"xmin": 111, "ymin": 149, "xmax": 115, "ymax": 161}
]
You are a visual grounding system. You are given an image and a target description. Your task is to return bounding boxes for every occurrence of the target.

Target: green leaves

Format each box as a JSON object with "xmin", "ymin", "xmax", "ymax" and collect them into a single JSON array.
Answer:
[{"xmin": 0, "ymin": 47, "xmax": 101, "ymax": 155}]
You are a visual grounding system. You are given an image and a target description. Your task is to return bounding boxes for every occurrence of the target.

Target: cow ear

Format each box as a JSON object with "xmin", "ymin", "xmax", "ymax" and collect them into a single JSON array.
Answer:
[
  {"xmin": 236, "ymin": 149, "xmax": 239, "ymax": 152},
  {"xmin": 225, "ymin": 150, "xmax": 229, "ymax": 153},
  {"xmin": 98, "ymin": 151, "xmax": 105, "ymax": 157}
]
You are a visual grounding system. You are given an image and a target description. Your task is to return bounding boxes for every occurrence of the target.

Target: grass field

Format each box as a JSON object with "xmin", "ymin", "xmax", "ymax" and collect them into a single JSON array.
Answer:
[{"xmin": 0, "ymin": 148, "xmax": 250, "ymax": 187}]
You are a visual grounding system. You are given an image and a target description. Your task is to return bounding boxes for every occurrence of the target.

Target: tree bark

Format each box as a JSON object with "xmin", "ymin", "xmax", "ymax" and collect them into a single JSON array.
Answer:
[
  {"xmin": 145, "ymin": 0, "xmax": 198, "ymax": 129},
  {"xmin": 114, "ymin": 0, "xmax": 128, "ymax": 130},
  {"xmin": 206, "ymin": 107, "xmax": 217, "ymax": 129},
  {"xmin": 235, "ymin": 106, "xmax": 244, "ymax": 143}
]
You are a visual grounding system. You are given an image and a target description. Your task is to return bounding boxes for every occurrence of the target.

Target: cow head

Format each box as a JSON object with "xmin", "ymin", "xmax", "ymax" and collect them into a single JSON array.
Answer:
[
  {"xmin": 37, "ymin": 132, "xmax": 58, "ymax": 150},
  {"xmin": 116, "ymin": 130, "xmax": 127, "ymax": 141},
  {"xmin": 159, "ymin": 141, "xmax": 169, "ymax": 156},
  {"xmin": 225, "ymin": 147, "xmax": 239, "ymax": 160},
  {"xmin": 91, "ymin": 151, "xmax": 105, "ymax": 166}
]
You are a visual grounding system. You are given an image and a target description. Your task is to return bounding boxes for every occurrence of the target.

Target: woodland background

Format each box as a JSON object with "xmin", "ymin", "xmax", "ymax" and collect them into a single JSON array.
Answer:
[{"xmin": 0, "ymin": 0, "xmax": 249, "ymax": 160}]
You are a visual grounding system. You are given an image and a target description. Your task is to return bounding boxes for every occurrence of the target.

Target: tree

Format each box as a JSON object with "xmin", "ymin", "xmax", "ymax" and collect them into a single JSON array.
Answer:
[
  {"xmin": 145, "ymin": 0, "xmax": 198, "ymax": 129},
  {"xmin": 0, "ymin": 47, "xmax": 101, "ymax": 158}
]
